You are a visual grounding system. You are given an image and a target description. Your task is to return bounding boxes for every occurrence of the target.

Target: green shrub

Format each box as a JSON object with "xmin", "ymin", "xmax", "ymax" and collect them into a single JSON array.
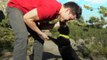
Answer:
[{"xmin": 0, "ymin": 17, "xmax": 14, "ymax": 51}]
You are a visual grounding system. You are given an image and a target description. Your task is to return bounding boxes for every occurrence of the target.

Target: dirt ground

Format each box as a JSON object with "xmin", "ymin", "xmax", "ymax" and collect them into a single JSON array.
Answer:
[
  {"xmin": 26, "ymin": 37, "xmax": 62, "ymax": 60},
  {"xmin": 1, "ymin": 40, "xmax": 62, "ymax": 60},
  {"xmin": 26, "ymin": 40, "xmax": 63, "ymax": 60},
  {"xmin": 43, "ymin": 40, "xmax": 62, "ymax": 60}
]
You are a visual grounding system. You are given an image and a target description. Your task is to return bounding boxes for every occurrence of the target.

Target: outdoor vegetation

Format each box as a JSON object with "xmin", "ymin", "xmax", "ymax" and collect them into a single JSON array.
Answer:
[{"xmin": 51, "ymin": 5, "xmax": 107, "ymax": 59}]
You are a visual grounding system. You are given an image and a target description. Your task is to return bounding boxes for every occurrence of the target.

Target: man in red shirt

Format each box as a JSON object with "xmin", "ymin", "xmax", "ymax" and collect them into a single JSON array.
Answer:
[{"xmin": 7, "ymin": 0, "xmax": 82, "ymax": 60}]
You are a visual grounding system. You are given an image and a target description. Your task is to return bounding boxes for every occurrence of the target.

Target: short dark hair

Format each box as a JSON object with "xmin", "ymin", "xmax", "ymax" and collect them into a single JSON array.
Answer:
[{"xmin": 64, "ymin": 1, "xmax": 82, "ymax": 19}]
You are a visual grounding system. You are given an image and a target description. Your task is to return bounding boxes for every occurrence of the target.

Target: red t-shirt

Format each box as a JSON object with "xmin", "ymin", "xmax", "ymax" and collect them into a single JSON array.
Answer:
[{"xmin": 7, "ymin": 0, "xmax": 61, "ymax": 21}]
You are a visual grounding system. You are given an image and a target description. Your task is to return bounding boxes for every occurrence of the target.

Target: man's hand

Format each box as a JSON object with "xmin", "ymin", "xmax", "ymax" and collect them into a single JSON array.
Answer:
[{"xmin": 38, "ymin": 32, "xmax": 49, "ymax": 41}]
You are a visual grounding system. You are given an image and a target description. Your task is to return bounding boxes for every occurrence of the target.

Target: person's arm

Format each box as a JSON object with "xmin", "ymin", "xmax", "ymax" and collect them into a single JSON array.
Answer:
[{"xmin": 23, "ymin": 8, "xmax": 49, "ymax": 40}]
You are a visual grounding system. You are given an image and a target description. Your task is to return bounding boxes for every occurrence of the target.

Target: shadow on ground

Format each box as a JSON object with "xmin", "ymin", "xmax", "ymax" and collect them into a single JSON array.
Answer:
[{"xmin": 43, "ymin": 52, "xmax": 61, "ymax": 60}]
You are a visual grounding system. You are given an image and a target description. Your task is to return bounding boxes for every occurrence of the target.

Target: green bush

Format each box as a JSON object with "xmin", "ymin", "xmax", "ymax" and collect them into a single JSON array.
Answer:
[
  {"xmin": 51, "ymin": 21, "xmax": 107, "ymax": 58},
  {"xmin": 0, "ymin": 17, "xmax": 14, "ymax": 51}
]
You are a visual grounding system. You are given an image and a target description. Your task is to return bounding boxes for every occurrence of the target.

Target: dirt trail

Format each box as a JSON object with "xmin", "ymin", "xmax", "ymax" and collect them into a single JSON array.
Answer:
[
  {"xmin": 1, "ymin": 40, "xmax": 62, "ymax": 60},
  {"xmin": 43, "ymin": 40, "xmax": 62, "ymax": 60}
]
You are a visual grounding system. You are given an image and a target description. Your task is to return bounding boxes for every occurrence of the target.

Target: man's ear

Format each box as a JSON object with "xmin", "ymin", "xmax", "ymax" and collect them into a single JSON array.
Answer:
[{"xmin": 65, "ymin": 8, "xmax": 71, "ymax": 13}]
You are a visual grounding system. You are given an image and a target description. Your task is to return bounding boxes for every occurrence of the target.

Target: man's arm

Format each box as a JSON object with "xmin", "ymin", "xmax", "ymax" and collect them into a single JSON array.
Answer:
[{"xmin": 23, "ymin": 8, "xmax": 49, "ymax": 40}]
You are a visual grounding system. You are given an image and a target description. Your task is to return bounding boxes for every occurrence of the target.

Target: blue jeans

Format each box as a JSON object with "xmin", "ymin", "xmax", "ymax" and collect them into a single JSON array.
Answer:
[{"xmin": 7, "ymin": 7, "xmax": 44, "ymax": 60}]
